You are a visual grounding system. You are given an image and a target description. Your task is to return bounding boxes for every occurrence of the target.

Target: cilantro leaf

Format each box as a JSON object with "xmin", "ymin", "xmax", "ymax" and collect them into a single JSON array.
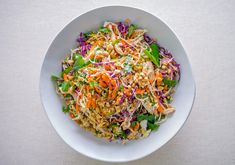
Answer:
[
  {"xmin": 144, "ymin": 47, "xmax": 159, "ymax": 67},
  {"xmin": 137, "ymin": 114, "xmax": 156, "ymax": 123},
  {"xmin": 61, "ymin": 81, "xmax": 70, "ymax": 92},
  {"xmin": 150, "ymin": 43, "xmax": 160, "ymax": 66},
  {"xmin": 98, "ymin": 27, "xmax": 111, "ymax": 33},
  {"xmin": 147, "ymin": 123, "xmax": 160, "ymax": 131},
  {"xmin": 127, "ymin": 24, "xmax": 137, "ymax": 38},
  {"xmin": 163, "ymin": 78, "xmax": 177, "ymax": 87},
  {"xmin": 51, "ymin": 75, "xmax": 60, "ymax": 81},
  {"xmin": 62, "ymin": 106, "xmax": 70, "ymax": 113}
]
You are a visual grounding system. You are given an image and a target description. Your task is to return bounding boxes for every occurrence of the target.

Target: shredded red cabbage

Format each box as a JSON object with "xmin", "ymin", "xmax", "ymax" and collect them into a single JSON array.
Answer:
[
  {"xmin": 118, "ymin": 22, "xmax": 128, "ymax": 35},
  {"xmin": 144, "ymin": 33, "xmax": 153, "ymax": 44}
]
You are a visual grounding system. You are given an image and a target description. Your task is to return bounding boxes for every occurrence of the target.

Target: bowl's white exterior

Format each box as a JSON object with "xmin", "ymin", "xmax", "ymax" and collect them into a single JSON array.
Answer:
[{"xmin": 40, "ymin": 6, "xmax": 195, "ymax": 162}]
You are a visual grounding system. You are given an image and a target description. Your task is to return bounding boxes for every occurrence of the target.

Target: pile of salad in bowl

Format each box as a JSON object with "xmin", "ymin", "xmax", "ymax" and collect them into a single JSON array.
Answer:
[{"xmin": 51, "ymin": 20, "xmax": 180, "ymax": 143}]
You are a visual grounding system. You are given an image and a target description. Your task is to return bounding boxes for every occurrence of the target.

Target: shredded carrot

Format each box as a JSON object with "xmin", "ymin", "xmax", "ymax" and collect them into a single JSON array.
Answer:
[
  {"xmin": 156, "ymin": 72, "xmax": 163, "ymax": 85},
  {"xmin": 85, "ymin": 85, "xmax": 90, "ymax": 91},
  {"xmin": 102, "ymin": 74, "xmax": 110, "ymax": 82},
  {"xmin": 90, "ymin": 53, "xmax": 95, "ymax": 59},
  {"xmin": 111, "ymin": 88, "xmax": 118, "ymax": 99},
  {"xmin": 156, "ymin": 72, "xmax": 163, "ymax": 78},
  {"xmin": 99, "ymin": 80, "xmax": 107, "ymax": 87},
  {"xmin": 94, "ymin": 86, "xmax": 101, "ymax": 94},
  {"xmin": 116, "ymin": 97, "xmax": 121, "ymax": 104},
  {"xmin": 107, "ymin": 90, "xmax": 112, "ymax": 99},
  {"xmin": 158, "ymin": 104, "xmax": 164, "ymax": 113},
  {"xmin": 133, "ymin": 122, "xmax": 140, "ymax": 130},
  {"xmin": 104, "ymin": 64, "xmax": 110, "ymax": 70},
  {"xmin": 108, "ymin": 84, "xmax": 113, "ymax": 90},
  {"xmin": 96, "ymin": 54, "xmax": 103, "ymax": 60},
  {"xmin": 110, "ymin": 79, "xmax": 116, "ymax": 87},
  {"xmin": 136, "ymin": 88, "xmax": 145, "ymax": 94},
  {"xmin": 86, "ymin": 100, "xmax": 91, "ymax": 109},
  {"xmin": 63, "ymin": 73, "xmax": 68, "ymax": 81},
  {"xmin": 98, "ymin": 40, "xmax": 104, "ymax": 46},
  {"xmin": 69, "ymin": 113, "xmax": 75, "ymax": 118},
  {"xmin": 91, "ymin": 99, "xmax": 96, "ymax": 108},
  {"xmin": 75, "ymin": 103, "xmax": 80, "ymax": 113},
  {"xmin": 87, "ymin": 77, "xmax": 93, "ymax": 82},
  {"xmin": 121, "ymin": 40, "xmax": 126, "ymax": 45},
  {"xmin": 150, "ymin": 79, "xmax": 154, "ymax": 83},
  {"xmin": 124, "ymin": 88, "xmax": 131, "ymax": 96}
]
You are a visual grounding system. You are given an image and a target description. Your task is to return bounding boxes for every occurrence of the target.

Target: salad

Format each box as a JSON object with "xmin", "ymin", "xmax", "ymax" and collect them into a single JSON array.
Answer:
[{"xmin": 51, "ymin": 20, "xmax": 180, "ymax": 143}]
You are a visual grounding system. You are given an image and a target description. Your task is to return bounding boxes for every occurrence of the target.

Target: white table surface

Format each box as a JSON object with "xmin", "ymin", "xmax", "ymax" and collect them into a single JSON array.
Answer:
[{"xmin": 0, "ymin": 0, "xmax": 235, "ymax": 164}]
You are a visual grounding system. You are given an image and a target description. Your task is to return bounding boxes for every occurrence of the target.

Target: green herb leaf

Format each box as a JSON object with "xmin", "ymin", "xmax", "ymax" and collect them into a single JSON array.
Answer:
[
  {"xmin": 150, "ymin": 43, "xmax": 160, "ymax": 66},
  {"xmin": 147, "ymin": 123, "xmax": 160, "ymax": 131},
  {"xmin": 131, "ymin": 121, "xmax": 138, "ymax": 127},
  {"xmin": 137, "ymin": 114, "xmax": 156, "ymax": 123},
  {"xmin": 89, "ymin": 81, "xmax": 99, "ymax": 87},
  {"xmin": 111, "ymin": 123, "xmax": 118, "ymax": 128},
  {"xmin": 119, "ymin": 84, "xmax": 124, "ymax": 92},
  {"xmin": 95, "ymin": 47, "xmax": 101, "ymax": 51},
  {"xmin": 73, "ymin": 54, "xmax": 91, "ymax": 71},
  {"xmin": 62, "ymin": 106, "xmax": 70, "ymax": 113},
  {"xmin": 73, "ymin": 53, "xmax": 82, "ymax": 61},
  {"xmin": 163, "ymin": 78, "xmax": 177, "ymax": 87},
  {"xmin": 79, "ymin": 81, "xmax": 87, "ymax": 85},
  {"xmin": 144, "ymin": 48, "xmax": 158, "ymax": 66},
  {"xmin": 83, "ymin": 31, "xmax": 95, "ymax": 39},
  {"xmin": 61, "ymin": 81, "xmax": 70, "ymax": 92},
  {"xmin": 64, "ymin": 94, "xmax": 73, "ymax": 99},
  {"xmin": 144, "ymin": 48, "xmax": 159, "ymax": 67},
  {"xmin": 98, "ymin": 27, "xmax": 111, "ymax": 33},
  {"xmin": 51, "ymin": 75, "xmax": 60, "ymax": 81},
  {"xmin": 61, "ymin": 66, "xmax": 72, "ymax": 77},
  {"xmin": 127, "ymin": 24, "xmax": 137, "ymax": 38},
  {"xmin": 118, "ymin": 130, "xmax": 127, "ymax": 139},
  {"xmin": 166, "ymin": 97, "xmax": 172, "ymax": 103},
  {"xmin": 73, "ymin": 54, "xmax": 85, "ymax": 69},
  {"xmin": 95, "ymin": 130, "xmax": 102, "ymax": 134},
  {"xmin": 112, "ymin": 39, "xmax": 120, "ymax": 45}
]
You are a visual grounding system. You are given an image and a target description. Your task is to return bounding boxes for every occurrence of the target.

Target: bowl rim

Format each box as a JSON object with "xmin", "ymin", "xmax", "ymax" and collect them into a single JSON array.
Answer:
[{"xmin": 39, "ymin": 5, "xmax": 196, "ymax": 163}]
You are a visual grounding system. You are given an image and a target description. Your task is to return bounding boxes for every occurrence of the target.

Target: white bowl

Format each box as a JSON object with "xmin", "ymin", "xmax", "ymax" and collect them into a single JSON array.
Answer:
[{"xmin": 40, "ymin": 6, "xmax": 195, "ymax": 162}]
